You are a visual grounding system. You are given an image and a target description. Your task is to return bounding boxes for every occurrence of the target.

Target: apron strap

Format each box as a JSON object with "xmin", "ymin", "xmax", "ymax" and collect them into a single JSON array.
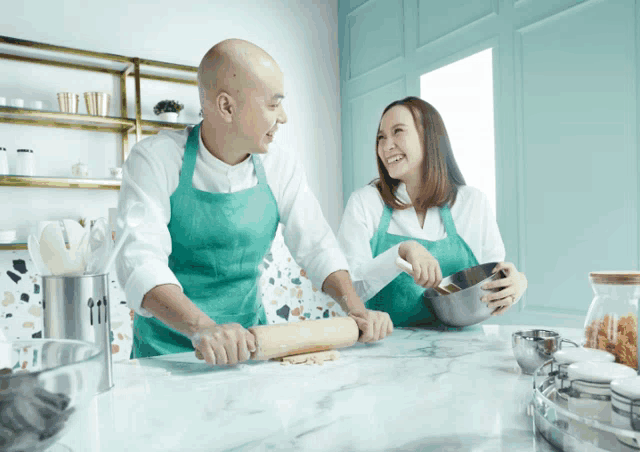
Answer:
[
  {"xmin": 251, "ymin": 154, "xmax": 268, "ymax": 185},
  {"xmin": 178, "ymin": 122, "xmax": 201, "ymax": 190},
  {"xmin": 371, "ymin": 203, "xmax": 393, "ymax": 254},
  {"xmin": 439, "ymin": 205, "xmax": 459, "ymax": 237}
]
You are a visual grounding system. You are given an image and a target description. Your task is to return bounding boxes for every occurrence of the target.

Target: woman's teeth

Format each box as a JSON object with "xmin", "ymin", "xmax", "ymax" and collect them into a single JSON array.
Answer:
[{"xmin": 387, "ymin": 155, "xmax": 404, "ymax": 164}]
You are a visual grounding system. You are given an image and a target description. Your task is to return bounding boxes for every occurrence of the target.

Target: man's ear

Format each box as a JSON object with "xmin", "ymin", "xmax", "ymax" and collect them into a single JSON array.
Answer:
[{"xmin": 216, "ymin": 92, "xmax": 235, "ymax": 123}]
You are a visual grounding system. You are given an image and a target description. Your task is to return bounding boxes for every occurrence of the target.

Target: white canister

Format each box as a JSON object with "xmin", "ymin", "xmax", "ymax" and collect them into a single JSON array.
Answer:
[
  {"xmin": 611, "ymin": 377, "xmax": 640, "ymax": 449},
  {"xmin": 0, "ymin": 147, "xmax": 8, "ymax": 175},
  {"xmin": 15, "ymin": 149, "xmax": 35, "ymax": 176},
  {"xmin": 0, "ymin": 229, "xmax": 17, "ymax": 243},
  {"xmin": 553, "ymin": 348, "xmax": 616, "ymax": 402},
  {"xmin": 567, "ymin": 361, "xmax": 637, "ymax": 443}
]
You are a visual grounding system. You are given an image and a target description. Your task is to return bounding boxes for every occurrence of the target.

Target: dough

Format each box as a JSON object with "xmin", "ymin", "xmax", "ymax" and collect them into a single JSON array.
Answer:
[{"xmin": 273, "ymin": 350, "xmax": 340, "ymax": 366}]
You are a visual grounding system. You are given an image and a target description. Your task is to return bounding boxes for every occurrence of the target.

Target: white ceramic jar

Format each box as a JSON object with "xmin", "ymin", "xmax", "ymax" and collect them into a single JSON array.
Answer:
[
  {"xmin": 567, "ymin": 361, "xmax": 637, "ymax": 421},
  {"xmin": 567, "ymin": 361, "xmax": 637, "ymax": 444},
  {"xmin": 0, "ymin": 147, "xmax": 8, "ymax": 175},
  {"xmin": 553, "ymin": 348, "xmax": 616, "ymax": 403},
  {"xmin": 0, "ymin": 229, "xmax": 17, "ymax": 243},
  {"xmin": 15, "ymin": 149, "xmax": 35, "ymax": 176},
  {"xmin": 611, "ymin": 376, "xmax": 640, "ymax": 449}
]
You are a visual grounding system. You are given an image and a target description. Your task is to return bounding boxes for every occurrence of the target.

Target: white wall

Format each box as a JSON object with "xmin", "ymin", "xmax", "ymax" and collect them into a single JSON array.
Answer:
[{"xmin": 0, "ymin": 0, "xmax": 343, "ymax": 238}]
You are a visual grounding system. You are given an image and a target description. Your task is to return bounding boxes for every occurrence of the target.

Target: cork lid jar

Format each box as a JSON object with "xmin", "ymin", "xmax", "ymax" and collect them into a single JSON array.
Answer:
[{"xmin": 584, "ymin": 272, "xmax": 640, "ymax": 371}]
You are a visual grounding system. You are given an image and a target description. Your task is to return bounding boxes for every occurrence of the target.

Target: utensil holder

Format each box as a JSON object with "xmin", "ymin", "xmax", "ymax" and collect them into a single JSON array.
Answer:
[{"xmin": 42, "ymin": 274, "xmax": 113, "ymax": 394}]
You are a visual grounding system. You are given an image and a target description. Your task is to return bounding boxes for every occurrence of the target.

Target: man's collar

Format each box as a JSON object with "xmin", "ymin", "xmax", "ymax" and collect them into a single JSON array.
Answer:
[{"xmin": 197, "ymin": 126, "xmax": 251, "ymax": 172}]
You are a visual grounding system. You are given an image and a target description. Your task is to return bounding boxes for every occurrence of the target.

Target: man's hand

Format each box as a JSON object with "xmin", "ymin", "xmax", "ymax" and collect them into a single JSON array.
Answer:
[
  {"xmin": 349, "ymin": 309, "xmax": 393, "ymax": 343},
  {"xmin": 321, "ymin": 269, "xmax": 393, "ymax": 343},
  {"xmin": 192, "ymin": 323, "xmax": 256, "ymax": 366}
]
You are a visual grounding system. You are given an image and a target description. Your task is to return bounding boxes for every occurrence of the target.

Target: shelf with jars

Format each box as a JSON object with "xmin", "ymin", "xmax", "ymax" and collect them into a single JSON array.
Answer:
[
  {"xmin": 0, "ymin": 106, "xmax": 189, "ymax": 135},
  {"xmin": 0, "ymin": 35, "xmax": 198, "ymax": 250},
  {"xmin": 0, "ymin": 35, "xmax": 197, "ymax": 182}
]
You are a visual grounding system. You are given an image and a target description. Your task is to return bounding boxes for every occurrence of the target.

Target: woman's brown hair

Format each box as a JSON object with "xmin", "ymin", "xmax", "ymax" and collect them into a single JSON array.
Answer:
[{"xmin": 373, "ymin": 96, "xmax": 466, "ymax": 211}]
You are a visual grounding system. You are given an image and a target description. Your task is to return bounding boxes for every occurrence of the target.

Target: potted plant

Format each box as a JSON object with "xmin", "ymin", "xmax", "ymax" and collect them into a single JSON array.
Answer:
[{"xmin": 153, "ymin": 100, "xmax": 184, "ymax": 123}]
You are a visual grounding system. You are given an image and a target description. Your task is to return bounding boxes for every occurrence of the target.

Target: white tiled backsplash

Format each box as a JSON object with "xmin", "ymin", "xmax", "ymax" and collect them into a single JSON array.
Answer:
[{"xmin": 0, "ymin": 226, "xmax": 345, "ymax": 361}]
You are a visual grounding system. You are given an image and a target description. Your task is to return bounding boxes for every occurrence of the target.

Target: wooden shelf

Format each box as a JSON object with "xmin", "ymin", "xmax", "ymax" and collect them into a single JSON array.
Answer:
[
  {"xmin": 140, "ymin": 119, "xmax": 191, "ymax": 135},
  {"xmin": 0, "ymin": 243, "xmax": 26, "ymax": 250},
  {"xmin": 0, "ymin": 35, "xmax": 197, "ymax": 249},
  {"xmin": 0, "ymin": 35, "xmax": 197, "ymax": 86},
  {"xmin": 0, "ymin": 175, "xmax": 121, "ymax": 190},
  {"xmin": 0, "ymin": 106, "xmax": 134, "ymax": 132},
  {"xmin": 0, "ymin": 106, "xmax": 192, "ymax": 135},
  {"xmin": 0, "ymin": 242, "xmax": 72, "ymax": 251}
]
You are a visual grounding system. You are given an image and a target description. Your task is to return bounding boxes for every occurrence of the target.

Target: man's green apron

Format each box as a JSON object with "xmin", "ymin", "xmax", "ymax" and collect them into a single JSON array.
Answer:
[
  {"xmin": 132, "ymin": 123, "xmax": 279, "ymax": 358},
  {"xmin": 368, "ymin": 203, "xmax": 478, "ymax": 327}
]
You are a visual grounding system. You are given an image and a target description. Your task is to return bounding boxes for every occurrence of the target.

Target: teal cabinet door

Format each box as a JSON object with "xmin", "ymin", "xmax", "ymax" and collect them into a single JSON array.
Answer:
[{"xmin": 340, "ymin": 0, "xmax": 639, "ymax": 328}]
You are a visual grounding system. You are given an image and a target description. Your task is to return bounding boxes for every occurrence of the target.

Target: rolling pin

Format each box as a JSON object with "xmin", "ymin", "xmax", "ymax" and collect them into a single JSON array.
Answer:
[{"xmin": 194, "ymin": 317, "xmax": 359, "ymax": 361}]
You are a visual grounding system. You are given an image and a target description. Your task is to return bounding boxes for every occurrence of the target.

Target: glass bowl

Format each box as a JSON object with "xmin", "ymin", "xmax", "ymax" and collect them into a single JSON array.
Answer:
[{"xmin": 0, "ymin": 339, "xmax": 104, "ymax": 452}]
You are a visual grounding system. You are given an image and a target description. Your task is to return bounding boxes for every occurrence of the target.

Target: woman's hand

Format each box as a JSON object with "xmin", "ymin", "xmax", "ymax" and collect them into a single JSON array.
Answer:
[
  {"xmin": 481, "ymin": 262, "xmax": 528, "ymax": 316},
  {"xmin": 398, "ymin": 240, "xmax": 442, "ymax": 288}
]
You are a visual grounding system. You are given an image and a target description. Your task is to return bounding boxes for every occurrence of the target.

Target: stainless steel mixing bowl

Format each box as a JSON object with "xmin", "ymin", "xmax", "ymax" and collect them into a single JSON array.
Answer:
[
  {"xmin": 0, "ymin": 339, "xmax": 103, "ymax": 451},
  {"xmin": 422, "ymin": 262, "xmax": 505, "ymax": 327}
]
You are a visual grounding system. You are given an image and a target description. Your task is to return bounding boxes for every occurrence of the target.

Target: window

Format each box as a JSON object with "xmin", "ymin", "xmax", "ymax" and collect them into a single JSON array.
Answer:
[{"xmin": 420, "ymin": 48, "xmax": 496, "ymax": 214}]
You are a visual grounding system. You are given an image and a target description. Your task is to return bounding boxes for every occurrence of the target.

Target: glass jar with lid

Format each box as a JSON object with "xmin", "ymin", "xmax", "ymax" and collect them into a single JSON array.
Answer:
[{"xmin": 584, "ymin": 272, "xmax": 640, "ymax": 370}]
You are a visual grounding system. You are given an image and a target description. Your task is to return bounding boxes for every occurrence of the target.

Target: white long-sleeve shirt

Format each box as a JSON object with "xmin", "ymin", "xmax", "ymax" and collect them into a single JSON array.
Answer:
[
  {"xmin": 337, "ymin": 183, "xmax": 506, "ymax": 303},
  {"xmin": 115, "ymin": 126, "xmax": 349, "ymax": 317}
]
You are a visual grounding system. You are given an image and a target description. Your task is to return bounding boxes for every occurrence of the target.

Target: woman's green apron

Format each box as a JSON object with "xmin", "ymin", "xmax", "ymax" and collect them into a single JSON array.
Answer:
[{"xmin": 368, "ymin": 203, "xmax": 478, "ymax": 327}]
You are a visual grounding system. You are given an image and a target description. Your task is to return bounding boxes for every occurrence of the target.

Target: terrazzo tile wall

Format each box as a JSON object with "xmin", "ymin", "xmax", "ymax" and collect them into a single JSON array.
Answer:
[{"xmin": 0, "ymin": 226, "xmax": 346, "ymax": 361}]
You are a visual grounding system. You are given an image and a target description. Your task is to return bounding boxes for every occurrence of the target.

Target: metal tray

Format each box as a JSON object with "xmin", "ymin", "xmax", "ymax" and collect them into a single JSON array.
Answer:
[{"xmin": 533, "ymin": 360, "xmax": 640, "ymax": 451}]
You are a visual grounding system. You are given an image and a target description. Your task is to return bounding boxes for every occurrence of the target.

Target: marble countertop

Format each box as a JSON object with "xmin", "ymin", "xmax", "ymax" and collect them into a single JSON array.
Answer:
[{"xmin": 58, "ymin": 324, "xmax": 585, "ymax": 452}]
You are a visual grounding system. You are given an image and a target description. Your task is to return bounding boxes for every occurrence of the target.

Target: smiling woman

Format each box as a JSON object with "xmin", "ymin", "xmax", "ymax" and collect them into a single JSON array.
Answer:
[
  {"xmin": 374, "ymin": 97, "xmax": 466, "ymax": 217},
  {"xmin": 337, "ymin": 96, "xmax": 528, "ymax": 328}
]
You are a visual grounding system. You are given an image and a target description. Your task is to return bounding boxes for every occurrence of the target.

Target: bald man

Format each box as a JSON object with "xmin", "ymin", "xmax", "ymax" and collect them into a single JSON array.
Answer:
[{"xmin": 115, "ymin": 39, "xmax": 393, "ymax": 365}]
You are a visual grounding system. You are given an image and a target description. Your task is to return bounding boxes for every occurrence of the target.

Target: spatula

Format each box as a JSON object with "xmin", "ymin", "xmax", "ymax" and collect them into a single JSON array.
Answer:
[{"xmin": 27, "ymin": 235, "xmax": 49, "ymax": 276}]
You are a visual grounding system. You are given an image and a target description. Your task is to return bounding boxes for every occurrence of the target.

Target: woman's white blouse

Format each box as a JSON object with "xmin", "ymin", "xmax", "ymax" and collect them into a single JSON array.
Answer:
[{"xmin": 337, "ymin": 183, "xmax": 506, "ymax": 302}]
